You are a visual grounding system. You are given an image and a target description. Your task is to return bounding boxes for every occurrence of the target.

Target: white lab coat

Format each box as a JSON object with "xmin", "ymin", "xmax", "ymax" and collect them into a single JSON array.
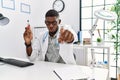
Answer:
[{"xmin": 28, "ymin": 25, "xmax": 77, "ymax": 64}]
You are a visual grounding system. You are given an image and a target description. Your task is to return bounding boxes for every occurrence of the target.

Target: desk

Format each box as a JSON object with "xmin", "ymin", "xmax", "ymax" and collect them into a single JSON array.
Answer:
[
  {"xmin": 74, "ymin": 44, "xmax": 111, "ymax": 80},
  {"xmin": 0, "ymin": 60, "xmax": 108, "ymax": 80}
]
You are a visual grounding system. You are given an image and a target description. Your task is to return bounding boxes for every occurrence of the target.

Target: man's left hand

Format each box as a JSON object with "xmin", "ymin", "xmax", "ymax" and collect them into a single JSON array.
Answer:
[{"xmin": 58, "ymin": 27, "xmax": 74, "ymax": 43}]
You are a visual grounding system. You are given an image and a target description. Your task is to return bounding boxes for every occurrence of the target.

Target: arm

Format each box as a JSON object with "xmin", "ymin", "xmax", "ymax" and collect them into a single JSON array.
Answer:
[
  {"xmin": 23, "ymin": 25, "xmax": 33, "ymax": 56},
  {"xmin": 25, "ymin": 43, "xmax": 32, "ymax": 56}
]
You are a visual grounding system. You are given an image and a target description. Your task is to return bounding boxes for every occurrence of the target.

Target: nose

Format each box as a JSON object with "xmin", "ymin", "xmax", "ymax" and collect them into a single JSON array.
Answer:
[{"xmin": 49, "ymin": 23, "xmax": 54, "ymax": 27}]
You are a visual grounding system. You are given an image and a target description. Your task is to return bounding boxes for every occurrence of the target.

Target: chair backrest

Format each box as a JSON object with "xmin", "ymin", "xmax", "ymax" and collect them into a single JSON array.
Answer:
[{"xmin": 33, "ymin": 26, "xmax": 47, "ymax": 40}]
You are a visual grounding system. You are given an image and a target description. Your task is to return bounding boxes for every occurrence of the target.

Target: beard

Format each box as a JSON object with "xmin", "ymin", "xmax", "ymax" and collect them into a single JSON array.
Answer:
[{"xmin": 49, "ymin": 27, "xmax": 58, "ymax": 37}]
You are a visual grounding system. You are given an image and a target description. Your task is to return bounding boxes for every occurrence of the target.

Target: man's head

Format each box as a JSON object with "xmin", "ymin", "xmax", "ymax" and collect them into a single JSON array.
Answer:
[{"xmin": 45, "ymin": 9, "xmax": 61, "ymax": 36}]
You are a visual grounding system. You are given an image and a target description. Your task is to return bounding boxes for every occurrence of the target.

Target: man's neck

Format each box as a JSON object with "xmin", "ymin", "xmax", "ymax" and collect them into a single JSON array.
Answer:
[{"xmin": 49, "ymin": 33, "xmax": 55, "ymax": 37}]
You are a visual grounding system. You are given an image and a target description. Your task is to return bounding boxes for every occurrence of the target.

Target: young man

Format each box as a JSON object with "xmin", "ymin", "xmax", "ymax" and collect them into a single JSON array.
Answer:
[{"xmin": 23, "ymin": 9, "xmax": 77, "ymax": 64}]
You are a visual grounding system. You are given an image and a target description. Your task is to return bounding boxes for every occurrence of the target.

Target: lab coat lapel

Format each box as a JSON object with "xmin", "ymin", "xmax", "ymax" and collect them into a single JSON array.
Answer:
[{"xmin": 42, "ymin": 32, "xmax": 48, "ymax": 60}]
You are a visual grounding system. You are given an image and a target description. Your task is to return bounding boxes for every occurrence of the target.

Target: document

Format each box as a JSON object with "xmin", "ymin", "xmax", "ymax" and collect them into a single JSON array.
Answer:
[{"xmin": 53, "ymin": 66, "xmax": 89, "ymax": 80}]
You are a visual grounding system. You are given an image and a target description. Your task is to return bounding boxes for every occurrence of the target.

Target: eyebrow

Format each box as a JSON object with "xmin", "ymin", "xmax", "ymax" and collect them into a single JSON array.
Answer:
[{"xmin": 45, "ymin": 21, "xmax": 57, "ymax": 22}]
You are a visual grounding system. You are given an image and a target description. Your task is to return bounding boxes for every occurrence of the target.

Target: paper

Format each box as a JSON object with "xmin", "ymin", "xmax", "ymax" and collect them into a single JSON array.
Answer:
[
  {"xmin": 53, "ymin": 66, "xmax": 89, "ymax": 80},
  {"xmin": 59, "ymin": 43, "xmax": 76, "ymax": 64}
]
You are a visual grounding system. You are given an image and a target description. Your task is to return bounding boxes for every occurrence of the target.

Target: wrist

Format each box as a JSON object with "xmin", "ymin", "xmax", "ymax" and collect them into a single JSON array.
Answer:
[{"xmin": 25, "ymin": 42, "xmax": 31, "ymax": 48}]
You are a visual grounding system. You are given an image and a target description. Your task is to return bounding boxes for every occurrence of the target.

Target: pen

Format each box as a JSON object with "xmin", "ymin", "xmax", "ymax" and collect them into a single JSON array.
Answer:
[
  {"xmin": 71, "ymin": 78, "xmax": 88, "ymax": 80},
  {"xmin": 26, "ymin": 20, "xmax": 30, "ymax": 29},
  {"xmin": 53, "ymin": 70, "xmax": 62, "ymax": 80}
]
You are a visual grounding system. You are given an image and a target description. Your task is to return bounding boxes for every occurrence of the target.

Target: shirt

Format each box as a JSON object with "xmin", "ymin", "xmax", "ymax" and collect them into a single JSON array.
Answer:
[{"xmin": 45, "ymin": 33, "xmax": 65, "ymax": 63}]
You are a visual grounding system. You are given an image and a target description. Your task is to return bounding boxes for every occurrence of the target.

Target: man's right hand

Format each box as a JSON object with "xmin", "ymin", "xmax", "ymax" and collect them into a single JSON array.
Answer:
[{"xmin": 23, "ymin": 25, "xmax": 33, "ymax": 45}]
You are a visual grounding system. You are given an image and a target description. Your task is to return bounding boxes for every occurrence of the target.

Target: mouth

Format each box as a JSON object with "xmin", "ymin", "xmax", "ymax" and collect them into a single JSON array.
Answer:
[{"xmin": 49, "ymin": 28, "xmax": 54, "ymax": 31}]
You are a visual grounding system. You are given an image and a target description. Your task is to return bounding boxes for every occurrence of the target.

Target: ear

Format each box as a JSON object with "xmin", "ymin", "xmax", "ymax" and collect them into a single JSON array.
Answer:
[{"xmin": 59, "ymin": 19, "xmax": 61, "ymax": 24}]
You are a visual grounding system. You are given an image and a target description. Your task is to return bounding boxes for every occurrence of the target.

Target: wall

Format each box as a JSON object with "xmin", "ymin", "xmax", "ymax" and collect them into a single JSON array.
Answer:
[{"xmin": 0, "ymin": 0, "xmax": 79, "ymax": 58}]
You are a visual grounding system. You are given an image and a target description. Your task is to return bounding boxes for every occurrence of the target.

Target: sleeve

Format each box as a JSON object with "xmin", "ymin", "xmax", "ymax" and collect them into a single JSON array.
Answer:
[{"xmin": 28, "ymin": 33, "xmax": 43, "ymax": 61}]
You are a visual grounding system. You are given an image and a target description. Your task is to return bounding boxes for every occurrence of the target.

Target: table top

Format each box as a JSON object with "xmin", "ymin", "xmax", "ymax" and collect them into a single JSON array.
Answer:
[{"xmin": 0, "ymin": 60, "xmax": 108, "ymax": 80}]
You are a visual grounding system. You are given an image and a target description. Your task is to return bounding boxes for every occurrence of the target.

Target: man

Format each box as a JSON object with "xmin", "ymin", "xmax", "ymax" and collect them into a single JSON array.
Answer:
[{"xmin": 23, "ymin": 9, "xmax": 77, "ymax": 64}]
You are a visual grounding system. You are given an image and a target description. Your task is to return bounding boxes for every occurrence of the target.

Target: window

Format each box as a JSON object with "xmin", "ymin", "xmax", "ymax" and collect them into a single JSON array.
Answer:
[{"xmin": 81, "ymin": 0, "xmax": 117, "ymax": 78}]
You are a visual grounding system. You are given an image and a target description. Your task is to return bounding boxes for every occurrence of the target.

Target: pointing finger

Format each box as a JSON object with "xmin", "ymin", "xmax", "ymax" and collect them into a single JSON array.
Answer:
[{"xmin": 60, "ymin": 27, "xmax": 65, "ymax": 34}]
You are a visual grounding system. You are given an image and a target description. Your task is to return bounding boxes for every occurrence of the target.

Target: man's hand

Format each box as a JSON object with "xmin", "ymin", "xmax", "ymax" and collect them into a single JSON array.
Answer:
[
  {"xmin": 23, "ymin": 25, "xmax": 33, "ymax": 45},
  {"xmin": 58, "ymin": 27, "xmax": 74, "ymax": 43}
]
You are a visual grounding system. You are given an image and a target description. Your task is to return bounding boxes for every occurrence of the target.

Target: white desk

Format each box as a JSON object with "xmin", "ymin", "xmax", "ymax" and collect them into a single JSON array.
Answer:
[
  {"xmin": 74, "ymin": 44, "xmax": 111, "ymax": 80},
  {"xmin": 0, "ymin": 60, "xmax": 108, "ymax": 80}
]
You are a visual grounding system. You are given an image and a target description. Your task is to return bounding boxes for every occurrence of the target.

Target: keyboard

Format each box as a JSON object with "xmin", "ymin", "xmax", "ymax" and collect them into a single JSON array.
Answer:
[{"xmin": 0, "ymin": 57, "xmax": 34, "ymax": 67}]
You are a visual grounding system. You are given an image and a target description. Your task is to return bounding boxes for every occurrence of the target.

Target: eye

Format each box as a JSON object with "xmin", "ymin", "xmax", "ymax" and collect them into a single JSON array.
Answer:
[{"xmin": 45, "ymin": 21, "xmax": 57, "ymax": 25}]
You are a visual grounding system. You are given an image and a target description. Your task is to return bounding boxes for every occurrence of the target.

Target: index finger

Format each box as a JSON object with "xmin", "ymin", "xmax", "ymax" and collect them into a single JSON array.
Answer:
[
  {"xmin": 60, "ymin": 27, "xmax": 65, "ymax": 34},
  {"xmin": 25, "ymin": 24, "xmax": 30, "ymax": 29}
]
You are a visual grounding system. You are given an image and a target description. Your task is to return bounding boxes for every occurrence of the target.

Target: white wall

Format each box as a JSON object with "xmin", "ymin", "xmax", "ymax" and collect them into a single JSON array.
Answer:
[{"xmin": 0, "ymin": 0, "xmax": 79, "ymax": 58}]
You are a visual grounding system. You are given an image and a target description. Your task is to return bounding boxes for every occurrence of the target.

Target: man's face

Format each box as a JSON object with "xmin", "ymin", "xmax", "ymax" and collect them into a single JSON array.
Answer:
[{"xmin": 45, "ymin": 16, "xmax": 60, "ymax": 33}]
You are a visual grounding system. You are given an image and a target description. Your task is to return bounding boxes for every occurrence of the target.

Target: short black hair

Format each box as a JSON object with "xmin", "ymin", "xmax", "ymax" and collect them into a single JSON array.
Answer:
[{"xmin": 45, "ymin": 9, "xmax": 59, "ymax": 18}]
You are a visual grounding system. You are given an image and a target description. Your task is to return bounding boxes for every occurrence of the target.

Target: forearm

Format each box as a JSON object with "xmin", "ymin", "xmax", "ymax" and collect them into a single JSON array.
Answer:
[
  {"xmin": 26, "ymin": 46, "xmax": 32, "ymax": 56},
  {"xmin": 25, "ymin": 42, "xmax": 32, "ymax": 56}
]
